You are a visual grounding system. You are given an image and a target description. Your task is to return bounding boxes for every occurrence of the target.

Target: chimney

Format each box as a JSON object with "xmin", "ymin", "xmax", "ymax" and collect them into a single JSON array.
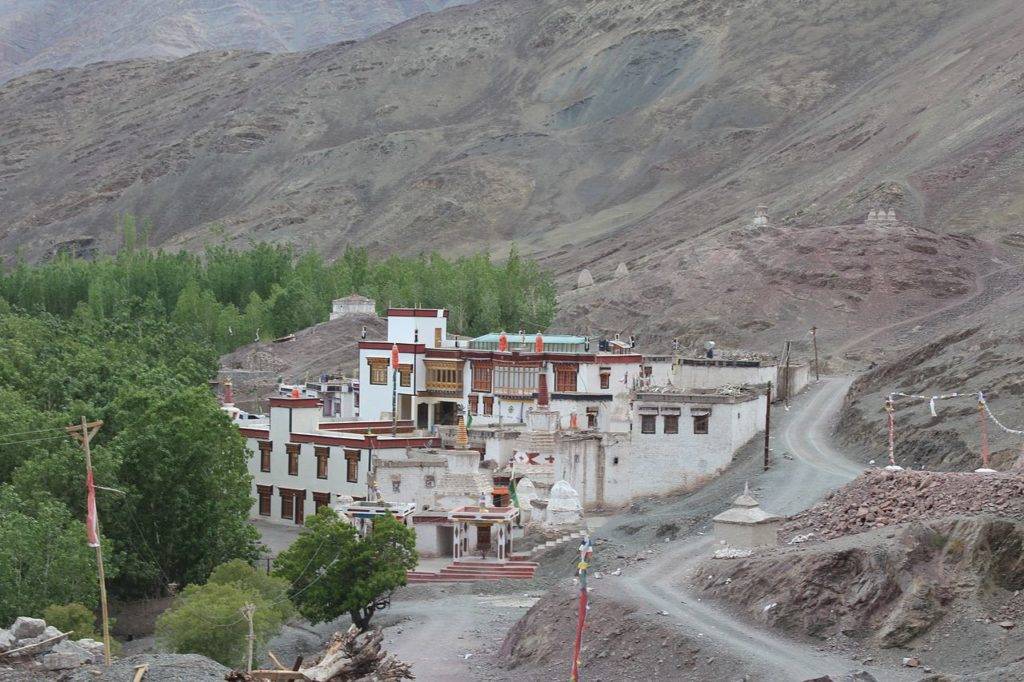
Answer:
[
  {"xmin": 537, "ymin": 373, "xmax": 550, "ymax": 408},
  {"xmin": 223, "ymin": 378, "xmax": 234, "ymax": 406}
]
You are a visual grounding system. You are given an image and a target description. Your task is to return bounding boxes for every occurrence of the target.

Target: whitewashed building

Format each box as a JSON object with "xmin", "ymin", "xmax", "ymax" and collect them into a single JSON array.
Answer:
[
  {"xmin": 330, "ymin": 294, "xmax": 376, "ymax": 319},
  {"xmin": 239, "ymin": 392, "xmax": 439, "ymax": 526}
]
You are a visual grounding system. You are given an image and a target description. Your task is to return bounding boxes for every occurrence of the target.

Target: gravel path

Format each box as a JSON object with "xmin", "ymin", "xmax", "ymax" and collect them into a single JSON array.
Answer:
[{"xmin": 610, "ymin": 378, "xmax": 919, "ymax": 680}]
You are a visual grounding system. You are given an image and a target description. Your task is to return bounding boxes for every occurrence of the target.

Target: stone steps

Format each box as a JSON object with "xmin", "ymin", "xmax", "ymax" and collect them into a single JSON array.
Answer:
[{"xmin": 406, "ymin": 560, "xmax": 537, "ymax": 583}]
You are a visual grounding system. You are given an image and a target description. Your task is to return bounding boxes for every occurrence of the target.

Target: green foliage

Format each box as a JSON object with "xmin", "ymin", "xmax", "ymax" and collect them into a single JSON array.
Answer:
[
  {"xmin": 0, "ymin": 309, "xmax": 254, "ymax": 603},
  {"xmin": 155, "ymin": 580, "xmax": 286, "ymax": 668},
  {"xmin": 42, "ymin": 603, "xmax": 99, "ymax": 639},
  {"xmin": 104, "ymin": 386, "xmax": 259, "ymax": 596},
  {"xmin": 274, "ymin": 508, "xmax": 417, "ymax": 630},
  {"xmin": 0, "ymin": 487, "xmax": 114, "ymax": 625},
  {"xmin": 208, "ymin": 559, "xmax": 293, "ymax": 624},
  {"xmin": 0, "ymin": 225, "xmax": 557, "ymax": 353}
]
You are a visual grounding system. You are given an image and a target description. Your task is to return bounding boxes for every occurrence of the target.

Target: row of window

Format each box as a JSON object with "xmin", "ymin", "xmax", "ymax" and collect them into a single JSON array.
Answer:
[
  {"xmin": 467, "ymin": 394, "xmax": 494, "ymax": 416},
  {"xmin": 388, "ymin": 474, "xmax": 435, "ymax": 494},
  {"xmin": 639, "ymin": 413, "xmax": 709, "ymax": 435},
  {"xmin": 366, "ymin": 358, "xmax": 633, "ymax": 393},
  {"xmin": 257, "ymin": 442, "xmax": 360, "ymax": 482},
  {"xmin": 256, "ymin": 486, "xmax": 331, "ymax": 520},
  {"xmin": 368, "ymin": 358, "xmax": 412, "ymax": 386}
]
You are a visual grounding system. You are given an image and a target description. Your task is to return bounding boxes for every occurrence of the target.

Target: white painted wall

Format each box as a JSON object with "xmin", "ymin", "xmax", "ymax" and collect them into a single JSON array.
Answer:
[
  {"xmin": 672, "ymin": 363, "xmax": 777, "ymax": 390},
  {"xmin": 387, "ymin": 312, "xmax": 447, "ymax": 346}
]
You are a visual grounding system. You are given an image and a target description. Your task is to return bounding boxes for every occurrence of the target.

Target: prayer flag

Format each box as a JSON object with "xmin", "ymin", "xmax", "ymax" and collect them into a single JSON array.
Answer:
[{"xmin": 85, "ymin": 469, "xmax": 100, "ymax": 548}]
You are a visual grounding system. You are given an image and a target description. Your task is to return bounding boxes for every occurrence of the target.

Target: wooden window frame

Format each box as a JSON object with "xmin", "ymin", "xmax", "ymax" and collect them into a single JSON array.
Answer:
[
  {"xmin": 664, "ymin": 415, "xmax": 679, "ymax": 434},
  {"xmin": 281, "ymin": 491, "xmax": 294, "ymax": 520},
  {"xmin": 641, "ymin": 414, "xmax": 657, "ymax": 434},
  {"xmin": 315, "ymin": 446, "xmax": 329, "ymax": 480},
  {"xmin": 471, "ymin": 362, "xmax": 492, "ymax": 392},
  {"xmin": 469, "ymin": 394, "xmax": 479, "ymax": 415},
  {"xmin": 398, "ymin": 364, "xmax": 412, "ymax": 388},
  {"xmin": 424, "ymin": 474, "xmax": 435, "ymax": 489},
  {"xmin": 367, "ymin": 357, "xmax": 388, "ymax": 385},
  {"xmin": 313, "ymin": 491, "xmax": 331, "ymax": 513},
  {"xmin": 482, "ymin": 396, "xmax": 494, "ymax": 416},
  {"xmin": 599, "ymin": 371, "xmax": 610, "ymax": 390},
  {"xmin": 257, "ymin": 485, "xmax": 273, "ymax": 516},
  {"xmin": 258, "ymin": 441, "xmax": 272, "ymax": 473},
  {"xmin": 434, "ymin": 328, "xmax": 442, "ymax": 347},
  {"xmin": 586, "ymin": 406, "xmax": 598, "ymax": 429},
  {"xmin": 693, "ymin": 414, "xmax": 710, "ymax": 434},
  {"xmin": 286, "ymin": 443, "xmax": 300, "ymax": 476},
  {"xmin": 391, "ymin": 477, "xmax": 401, "ymax": 493},
  {"xmin": 345, "ymin": 449, "xmax": 360, "ymax": 483},
  {"xmin": 554, "ymin": 364, "xmax": 578, "ymax": 392}
]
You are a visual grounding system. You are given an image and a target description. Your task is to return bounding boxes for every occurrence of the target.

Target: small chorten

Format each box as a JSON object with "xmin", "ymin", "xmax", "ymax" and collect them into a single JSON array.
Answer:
[
  {"xmin": 614, "ymin": 262, "xmax": 629, "ymax": 278},
  {"xmin": 712, "ymin": 483, "xmax": 781, "ymax": 549},
  {"xmin": 577, "ymin": 268, "xmax": 594, "ymax": 288}
]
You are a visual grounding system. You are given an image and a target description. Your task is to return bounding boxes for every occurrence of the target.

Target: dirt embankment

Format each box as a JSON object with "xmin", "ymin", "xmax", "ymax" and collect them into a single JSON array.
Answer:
[
  {"xmin": 836, "ymin": 278, "xmax": 1024, "ymax": 471},
  {"xmin": 499, "ymin": 583, "xmax": 749, "ymax": 681},
  {"xmin": 699, "ymin": 516, "xmax": 1024, "ymax": 677}
]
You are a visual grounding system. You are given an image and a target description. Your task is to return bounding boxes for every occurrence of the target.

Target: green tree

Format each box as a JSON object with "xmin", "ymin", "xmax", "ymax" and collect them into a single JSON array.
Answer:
[
  {"xmin": 274, "ymin": 508, "xmax": 417, "ymax": 630},
  {"xmin": 0, "ymin": 487, "xmax": 113, "ymax": 624},
  {"xmin": 155, "ymin": 580, "xmax": 285, "ymax": 668},
  {"xmin": 106, "ymin": 386, "xmax": 259, "ymax": 595}
]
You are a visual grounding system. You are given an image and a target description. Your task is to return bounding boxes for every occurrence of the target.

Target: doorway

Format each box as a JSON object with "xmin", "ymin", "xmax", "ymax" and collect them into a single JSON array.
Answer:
[
  {"xmin": 399, "ymin": 394, "xmax": 412, "ymax": 420},
  {"xmin": 294, "ymin": 496, "xmax": 305, "ymax": 526},
  {"xmin": 435, "ymin": 401, "xmax": 457, "ymax": 426},
  {"xmin": 417, "ymin": 403, "xmax": 429, "ymax": 429}
]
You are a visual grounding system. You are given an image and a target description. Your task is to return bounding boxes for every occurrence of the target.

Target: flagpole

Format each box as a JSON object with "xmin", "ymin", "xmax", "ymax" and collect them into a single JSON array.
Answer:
[{"xmin": 71, "ymin": 416, "xmax": 112, "ymax": 666}]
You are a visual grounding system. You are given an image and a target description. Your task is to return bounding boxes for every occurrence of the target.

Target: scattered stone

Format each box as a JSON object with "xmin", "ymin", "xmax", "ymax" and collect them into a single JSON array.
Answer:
[
  {"xmin": 902, "ymin": 656, "xmax": 921, "ymax": 667},
  {"xmin": 0, "ymin": 628, "xmax": 15, "ymax": 652},
  {"xmin": 998, "ymin": 620, "xmax": 1015, "ymax": 629}
]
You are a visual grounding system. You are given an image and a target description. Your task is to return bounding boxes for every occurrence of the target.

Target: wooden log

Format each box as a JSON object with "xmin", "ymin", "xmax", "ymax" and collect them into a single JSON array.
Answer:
[{"xmin": 0, "ymin": 631, "xmax": 71, "ymax": 659}]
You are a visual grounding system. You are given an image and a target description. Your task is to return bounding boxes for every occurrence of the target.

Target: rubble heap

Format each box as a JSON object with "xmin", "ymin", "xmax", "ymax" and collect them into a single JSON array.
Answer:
[
  {"xmin": 782, "ymin": 468, "xmax": 1024, "ymax": 542},
  {"xmin": 0, "ymin": 616, "xmax": 105, "ymax": 673},
  {"xmin": 227, "ymin": 625, "xmax": 413, "ymax": 681}
]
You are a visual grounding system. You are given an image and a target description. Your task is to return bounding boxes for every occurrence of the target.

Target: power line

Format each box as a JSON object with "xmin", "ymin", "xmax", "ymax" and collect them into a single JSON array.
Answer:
[{"xmin": 0, "ymin": 434, "xmax": 70, "ymax": 447}]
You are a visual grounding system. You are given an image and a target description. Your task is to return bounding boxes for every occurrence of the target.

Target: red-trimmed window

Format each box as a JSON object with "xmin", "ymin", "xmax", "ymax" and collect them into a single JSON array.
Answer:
[
  {"xmin": 641, "ymin": 414, "xmax": 656, "ymax": 434},
  {"xmin": 257, "ymin": 485, "xmax": 272, "ymax": 516},
  {"xmin": 664, "ymin": 415, "xmax": 679, "ymax": 434},
  {"xmin": 599, "ymin": 369, "xmax": 610, "ymax": 390},
  {"xmin": 483, "ymin": 396, "xmax": 494, "ymax": 416},
  {"xmin": 286, "ymin": 443, "xmax": 300, "ymax": 476},
  {"xmin": 345, "ymin": 450, "xmax": 360, "ymax": 483},
  {"xmin": 469, "ymin": 394, "xmax": 479, "ymax": 415},
  {"xmin": 554, "ymin": 365, "xmax": 578, "ymax": 392},
  {"xmin": 472, "ymin": 363, "xmax": 492, "ymax": 392},
  {"xmin": 313, "ymin": 491, "xmax": 331, "ymax": 513},
  {"xmin": 281, "ymin": 491, "xmax": 294, "ymax": 519},
  {"xmin": 315, "ymin": 446, "xmax": 329, "ymax": 479},
  {"xmin": 258, "ymin": 441, "xmax": 272, "ymax": 472}
]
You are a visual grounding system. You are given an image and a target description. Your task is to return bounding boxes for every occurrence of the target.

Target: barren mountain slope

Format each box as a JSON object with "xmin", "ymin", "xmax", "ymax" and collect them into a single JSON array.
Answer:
[
  {"xmin": 837, "ymin": 270, "xmax": 1024, "ymax": 471},
  {"xmin": 2, "ymin": 0, "xmax": 1024, "ymax": 271},
  {"xmin": 0, "ymin": 0, "xmax": 471, "ymax": 83},
  {"xmin": 557, "ymin": 220, "xmax": 1008, "ymax": 355}
]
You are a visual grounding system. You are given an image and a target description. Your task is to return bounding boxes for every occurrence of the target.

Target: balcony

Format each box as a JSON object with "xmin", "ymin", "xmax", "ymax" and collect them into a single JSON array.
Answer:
[{"xmin": 423, "ymin": 360, "xmax": 464, "ymax": 396}]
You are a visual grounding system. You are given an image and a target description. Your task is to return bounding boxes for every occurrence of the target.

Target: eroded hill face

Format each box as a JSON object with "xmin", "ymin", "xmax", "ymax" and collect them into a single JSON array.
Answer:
[
  {"xmin": 0, "ymin": 0, "xmax": 472, "ymax": 83},
  {"xmin": 3, "ymin": 0, "xmax": 1024, "ymax": 268}
]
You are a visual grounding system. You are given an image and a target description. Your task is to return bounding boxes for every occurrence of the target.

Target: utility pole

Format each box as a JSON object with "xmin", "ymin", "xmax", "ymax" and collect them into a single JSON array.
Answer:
[
  {"xmin": 390, "ymin": 343, "xmax": 399, "ymax": 436},
  {"xmin": 242, "ymin": 603, "xmax": 256, "ymax": 673},
  {"xmin": 783, "ymin": 340, "xmax": 792, "ymax": 407},
  {"xmin": 811, "ymin": 326, "xmax": 820, "ymax": 381},
  {"xmin": 66, "ymin": 417, "xmax": 112, "ymax": 667},
  {"xmin": 763, "ymin": 382, "xmax": 772, "ymax": 471}
]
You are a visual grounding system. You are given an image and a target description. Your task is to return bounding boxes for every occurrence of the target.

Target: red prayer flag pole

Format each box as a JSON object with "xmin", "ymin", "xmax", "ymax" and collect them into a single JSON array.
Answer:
[
  {"xmin": 570, "ymin": 536, "xmax": 593, "ymax": 682},
  {"xmin": 85, "ymin": 469, "xmax": 100, "ymax": 548}
]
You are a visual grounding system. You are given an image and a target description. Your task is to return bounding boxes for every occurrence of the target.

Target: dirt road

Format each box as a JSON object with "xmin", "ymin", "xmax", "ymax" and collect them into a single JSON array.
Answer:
[{"xmin": 613, "ymin": 378, "xmax": 918, "ymax": 680}]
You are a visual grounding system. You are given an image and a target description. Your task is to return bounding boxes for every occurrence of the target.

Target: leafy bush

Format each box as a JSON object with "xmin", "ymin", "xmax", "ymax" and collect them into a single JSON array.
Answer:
[{"xmin": 42, "ymin": 603, "xmax": 98, "ymax": 639}]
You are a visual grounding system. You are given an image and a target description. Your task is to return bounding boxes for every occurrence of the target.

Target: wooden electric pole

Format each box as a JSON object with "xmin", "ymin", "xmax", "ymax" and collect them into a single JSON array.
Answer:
[
  {"xmin": 66, "ymin": 417, "xmax": 112, "ymax": 667},
  {"xmin": 763, "ymin": 382, "xmax": 772, "ymax": 471},
  {"xmin": 811, "ymin": 326, "xmax": 820, "ymax": 381},
  {"xmin": 783, "ymin": 340, "xmax": 792, "ymax": 407},
  {"xmin": 242, "ymin": 603, "xmax": 256, "ymax": 673}
]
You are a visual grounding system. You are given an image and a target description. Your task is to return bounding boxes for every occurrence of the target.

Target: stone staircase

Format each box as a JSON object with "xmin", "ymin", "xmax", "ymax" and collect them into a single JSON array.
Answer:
[
  {"xmin": 513, "ymin": 530, "xmax": 584, "ymax": 561},
  {"xmin": 406, "ymin": 560, "xmax": 538, "ymax": 583}
]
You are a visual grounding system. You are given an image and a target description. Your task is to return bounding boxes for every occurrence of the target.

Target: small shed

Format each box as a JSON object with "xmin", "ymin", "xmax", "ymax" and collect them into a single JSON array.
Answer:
[{"xmin": 712, "ymin": 484, "xmax": 781, "ymax": 549}]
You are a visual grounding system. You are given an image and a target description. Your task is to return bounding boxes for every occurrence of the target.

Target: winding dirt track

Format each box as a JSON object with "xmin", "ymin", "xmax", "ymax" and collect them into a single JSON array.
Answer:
[{"xmin": 617, "ymin": 378, "xmax": 918, "ymax": 680}]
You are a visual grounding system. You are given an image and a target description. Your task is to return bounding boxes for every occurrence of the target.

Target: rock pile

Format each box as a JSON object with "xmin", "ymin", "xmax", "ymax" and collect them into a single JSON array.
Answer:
[
  {"xmin": 782, "ymin": 469, "xmax": 1024, "ymax": 541},
  {"xmin": 0, "ymin": 616, "xmax": 105, "ymax": 673}
]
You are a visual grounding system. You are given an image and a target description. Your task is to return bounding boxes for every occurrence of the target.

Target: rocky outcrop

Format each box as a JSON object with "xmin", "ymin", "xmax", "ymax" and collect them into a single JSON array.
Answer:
[
  {"xmin": 699, "ymin": 517, "xmax": 1024, "ymax": 653},
  {"xmin": 782, "ymin": 469, "xmax": 1024, "ymax": 542},
  {"xmin": 0, "ymin": 615, "xmax": 105, "ymax": 673}
]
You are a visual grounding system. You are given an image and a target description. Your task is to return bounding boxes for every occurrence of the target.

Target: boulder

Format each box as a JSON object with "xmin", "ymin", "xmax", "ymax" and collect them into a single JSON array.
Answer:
[
  {"xmin": 0, "ymin": 628, "xmax": 14, "ymax": 652},
  {"xmin": 10, "ymin": 617, "xmax": 46, "ymax": 640},
  {"xmin": 39, "ymin": 640, "xmax": 92, "ymax": 670},
  {"xmin": 75, "ymin": 638, "xmax": 105, "ymax": 662}
]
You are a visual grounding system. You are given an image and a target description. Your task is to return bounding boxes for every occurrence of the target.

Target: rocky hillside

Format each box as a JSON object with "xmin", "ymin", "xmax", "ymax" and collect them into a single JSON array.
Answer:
[
  {"xmin": 219, "ymin": 311, "xmax": 385, "ymax": 410},
  {"xmin": 699, "ymin": 516, "xmax": 1024, "ymax": 678},
  {"xmin": 3, "ymin": 0, "xmax": 1024, "ymax": 273},
  {"xmin": 837, "ymin": 268, "xmax": 1024, "ymax": 470},
  {"xmin": 0, "ymin": 0, "xmax": 471, "ymax": 83}
]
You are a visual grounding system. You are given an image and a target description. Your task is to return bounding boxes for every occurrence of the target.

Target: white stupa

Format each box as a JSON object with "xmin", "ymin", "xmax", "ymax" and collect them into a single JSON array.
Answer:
[
  {"xmin": 577, "ymin": 268, "xmax": 594, "ymax": 288},
  {"xmin": 544, "ymin": 480, "xmax": 583, "ymax": 527},
  {"xmin": 614, "ymin": 262, "xmax": 629, "ymax": 278}
]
